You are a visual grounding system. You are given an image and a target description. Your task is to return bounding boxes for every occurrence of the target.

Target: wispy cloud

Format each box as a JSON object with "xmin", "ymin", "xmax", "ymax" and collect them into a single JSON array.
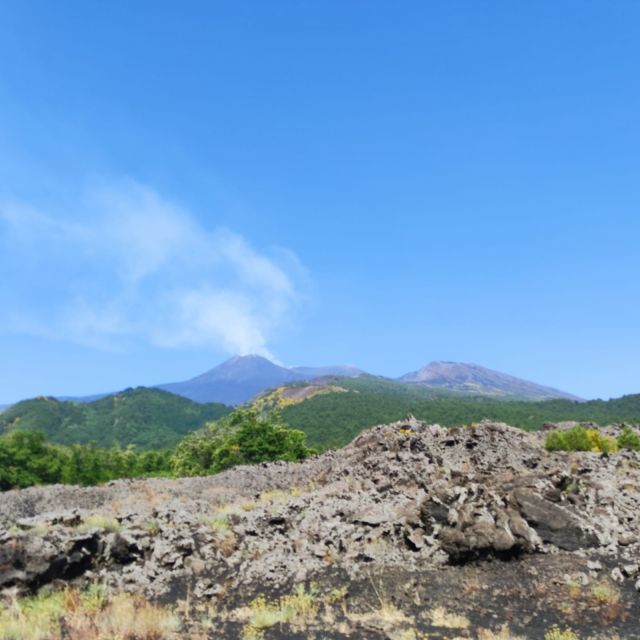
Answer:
[{"xmin": 0, "ymin": 179, "xmax": 305, "ymax": 357}]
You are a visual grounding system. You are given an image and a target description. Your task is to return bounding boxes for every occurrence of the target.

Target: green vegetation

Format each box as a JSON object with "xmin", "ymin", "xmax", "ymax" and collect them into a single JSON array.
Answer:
[
  {"xmin": 0, "ymin": 388, "xmax": 230, "ymax": 449},
  {"xmin": 544, "ymin": 424, "xmax": 640, "ymax": 453},
  {"xmin": 544, "ymin": 627, "xmax": 579, "ymax": 640},
  {"xmin": 0, "ymin": 430, "xmax": 171, "ymax": 491},
  {"xmin": 242, "ymin": 584, "xmax": 319, "ymax": 637},
  {"xmin": 544, "ymin": 426, "xmax": 618, "ymax": 453},
  {"xmin": 280, "ymin": 377, "xmax": 640, "ymax": 449},
  {"xmin": 0, "ymin": 408, "xmax": 313, "ymax": 491},
  {"xmin": 2, "ymin": 374, "xmax": 639, "ymax": 490},
  {"xmin": 79, "ymin": 516, "xmax": 121, "ymax": 533},
  {"xmin": 0, "ymin": 586, "xmax": 180, "ymax": 640},
  {"xmin": 3, "ymin": 378, "xmax": 639, "ymax": 454},
  {"xmin": 171, "ymin": 408, "xmax": 313, "ymax": 477},
  {"xmin": 616, "ymin": 425, "xmax": 640, "ymax": 451}
]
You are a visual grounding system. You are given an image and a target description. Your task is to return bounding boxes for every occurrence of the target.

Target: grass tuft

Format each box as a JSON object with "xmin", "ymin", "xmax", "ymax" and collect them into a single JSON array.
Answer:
[
  {"xmin": 78, "ymin": 515, "xmax": 121, "ymax": 533},
  {"xmin": 0, "ymin": 587, "xmax": 179, "ymax": 640},
  {"xmin": 428, "ymin": 606, "xmax": 470, "ymax": 629},
  {"xmin": 544, "ymin": 625, "xmax": 579, "ymax": 640}
]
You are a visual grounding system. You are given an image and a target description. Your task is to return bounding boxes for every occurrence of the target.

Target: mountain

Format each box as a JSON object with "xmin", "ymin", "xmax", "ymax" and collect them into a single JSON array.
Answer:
[
  {"xmin": 1, "ymin": 356, "xmax": 367, "ymax": 409},
  {"xmin": 398, "ymin": 361, "xmax": 581, "ymax": 400},
  {"xmin": 3, "ymin": 357, "xmax": 583, "ymax": 409},
  {"xmin": 157, "ymin": 355, "xmax": 304, "ymax": 405},
  {"xmin": 0, "ymin": 388, "xmax": 230, "ymax": 449},
  {"xmin": 157, "ymin": 355, "xmax": 366, "ymax": 405}
]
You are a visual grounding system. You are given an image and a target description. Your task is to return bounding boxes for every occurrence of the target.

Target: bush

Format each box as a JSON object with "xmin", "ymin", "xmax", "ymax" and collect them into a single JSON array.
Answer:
[
  {"xmin": 617, "ymin": 425, "xmax": 640, "ymax": 451},
  {"xmin": 544, "ymin": 426, "xmax": 617, "ymax": 453},
  {"xmin": 171, "ymin": 408, "xmax": 314, "ymax": 476}
]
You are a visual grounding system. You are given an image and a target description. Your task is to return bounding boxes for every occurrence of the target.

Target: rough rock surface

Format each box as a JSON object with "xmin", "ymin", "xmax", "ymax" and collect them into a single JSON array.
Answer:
[{"xmin": 2, "ymin": 419, "xmax": 640, "ymax": 638}]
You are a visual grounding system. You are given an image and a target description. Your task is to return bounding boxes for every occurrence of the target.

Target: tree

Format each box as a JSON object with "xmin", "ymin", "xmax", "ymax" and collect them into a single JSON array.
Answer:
[
  {"xmin": 0, "ymin": 431, "xmax": 68, "ymax": 490},
  {"xmin": 170, "ymin": 408, "xmax": 314, "ymax": 477}
]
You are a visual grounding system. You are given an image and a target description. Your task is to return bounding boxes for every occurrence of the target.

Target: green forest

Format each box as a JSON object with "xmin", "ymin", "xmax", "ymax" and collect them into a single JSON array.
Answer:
[
  {"xmin": 0, "ymin": 408, "xmax": 311, "ymax": 491},
  {"xmin": 280, "ymin": 377, "xmax": 640, "ymax": 448},
  {"xmin": 0, "ymin": 388, "xmax": 230, "ymax": 449},
  {"xmin": 0, "ymin": 430, "xmax": 171, "ymax": 491}
]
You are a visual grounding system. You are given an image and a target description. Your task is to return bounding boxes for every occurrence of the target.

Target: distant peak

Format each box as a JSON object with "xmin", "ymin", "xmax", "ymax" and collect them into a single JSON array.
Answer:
[{"xmin": 398, "ymin": 360, "xmax": 580, "ymax": 400}]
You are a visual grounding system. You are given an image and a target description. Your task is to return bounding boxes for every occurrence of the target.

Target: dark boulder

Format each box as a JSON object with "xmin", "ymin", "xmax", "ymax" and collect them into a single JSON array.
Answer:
[{"xmin": 511, "ymin": 488, "xmax": 598, "ymax": 551}]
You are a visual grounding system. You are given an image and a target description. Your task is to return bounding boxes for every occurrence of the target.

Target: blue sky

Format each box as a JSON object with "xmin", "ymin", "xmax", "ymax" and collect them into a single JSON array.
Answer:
[{"xmin": 0, "ymin": 1, "xmax": 638, "ymax": 402}]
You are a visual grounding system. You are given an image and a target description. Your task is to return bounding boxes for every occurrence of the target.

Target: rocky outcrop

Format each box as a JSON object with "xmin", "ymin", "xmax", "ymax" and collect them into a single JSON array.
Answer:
[{"xmin": 1, "ymin": 420, "xmax": 639, "ymax": 622}]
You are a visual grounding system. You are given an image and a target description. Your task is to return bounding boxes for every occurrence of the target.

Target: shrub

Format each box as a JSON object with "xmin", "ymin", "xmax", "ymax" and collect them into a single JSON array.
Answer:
[
  {"xmin": 171, "ymin": 409, "xmax": 314, "ymax": 476},
  {"xmin": 544, "ymin": 626, "xmax": 578, "ymax": 640},
  {"xmin": 544, "ymin": 426, "xmax": 617, "ymax": 453},
  {"xmin": 617, "ymin": 425, "xmax": 640, "ymax": 451}
]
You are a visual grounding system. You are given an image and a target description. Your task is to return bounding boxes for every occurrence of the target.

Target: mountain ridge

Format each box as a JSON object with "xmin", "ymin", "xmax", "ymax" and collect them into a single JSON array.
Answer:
[
  {"xmin": 157, "ymin": 355, "xmax": 580, "ymax": 405},
  {"xmin": 3, "ymin": 355, "xmax": 584, "ymax": 408},
  {"xmin": 399, "ymin": 360, "xmax": 582, "ymax": 401}
]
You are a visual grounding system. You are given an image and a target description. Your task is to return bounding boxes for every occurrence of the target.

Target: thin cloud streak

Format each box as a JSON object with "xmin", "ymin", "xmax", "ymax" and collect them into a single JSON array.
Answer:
[{"xmin": 0, "ymin": 180, "xmax": 304, "ymax": 357}]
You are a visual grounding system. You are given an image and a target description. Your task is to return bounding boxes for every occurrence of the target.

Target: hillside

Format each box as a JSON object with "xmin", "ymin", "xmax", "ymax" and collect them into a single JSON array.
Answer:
[
  {"xmin": 2, "ymin": 419, "xmax": 640, "ymax": 638},
  {"xmin": 0, "ymin": 388, "xmax": 230, "ymax": 449},
  {"xmin": 4, "ymin": 373, "xmax": 639, "ymax": 453},
  {"xmin": 399, "ymin": 361, "xmax": 580, "ymax": 400},
  {"xmin": 279, "ymin": 376, "xmax": 640, "ymax": 448}
]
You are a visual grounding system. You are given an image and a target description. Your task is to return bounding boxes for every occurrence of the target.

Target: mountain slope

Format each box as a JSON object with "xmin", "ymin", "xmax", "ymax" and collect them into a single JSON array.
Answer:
[
  {"xmin": 279, "ymin": 375, "xmax": 639, "ymax": 449},
  {"xmin": 157, "ymin": 355, "xmax": 306, "ymax": 404},
  {"xmin": 157, "ymin": 355, "xmax": 366, "ymax": 405},
  {"xmin": 399, "ymin": 361, "xmax": 580, "ymax": 400},
  {"xmin": 0, "ymin": 388, "xmax": 230, "ymax": 449}
]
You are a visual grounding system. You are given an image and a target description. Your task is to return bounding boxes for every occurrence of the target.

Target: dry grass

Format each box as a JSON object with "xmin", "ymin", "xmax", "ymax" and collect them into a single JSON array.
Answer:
[
  {"xmin": 544, "ymin": 625, "xmax": 579, "ymax": 640},
  {"xmin": 204, "ymin": 506, "xmax": 239, "ymax": 556},
  {"xmin": 461, "ymin": 576, "xmax": 482, "ymax": 597},
  {"xmin": 588, "ymin": 579, "xmax": 626, "ymax": 623},
  {"xmin": 348, "ymin": 602, "xmax": 413, "ymax": 630},
  {"xmin": 8, "ymin": 523, "xmax": 51, "ymax": 540},
  {"xmin": 347, "ymin": 578, "xmax": 413, "ymax": 633},
  {"xmin": 208, "ymin": 513, "xmax": 232, "ymax": 531},
  {"xmin": 589, "ymin": 580, "xmax": 620, "ymax": 606},
  {"xmin": 237, "ymin": 584, "xmax": 320, "ymax": 638},
  {"xmin": 259, "ymin": 487, "xmax": 302, "ymax": 503},
  {"xmin": 477, "ymin": 625, "xmax": 527, "ymax": 640},
  {"xmin": 78, "ymin": 515, "xmax": 121, "ymax": 533},
  {"xmin": 427, "ymin": 606, "xmax": 470, "ymax": 629},
  {"xmin": 142, "ymin": 519, "xmax": 161, "ymax": 536},
  {"xmin": 0, "ymin": 586, "xmax": 180, "ymax": 640},
  {"xmin": 206, "ymin": 498, "xmax": 257, "ymax": 532}
]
